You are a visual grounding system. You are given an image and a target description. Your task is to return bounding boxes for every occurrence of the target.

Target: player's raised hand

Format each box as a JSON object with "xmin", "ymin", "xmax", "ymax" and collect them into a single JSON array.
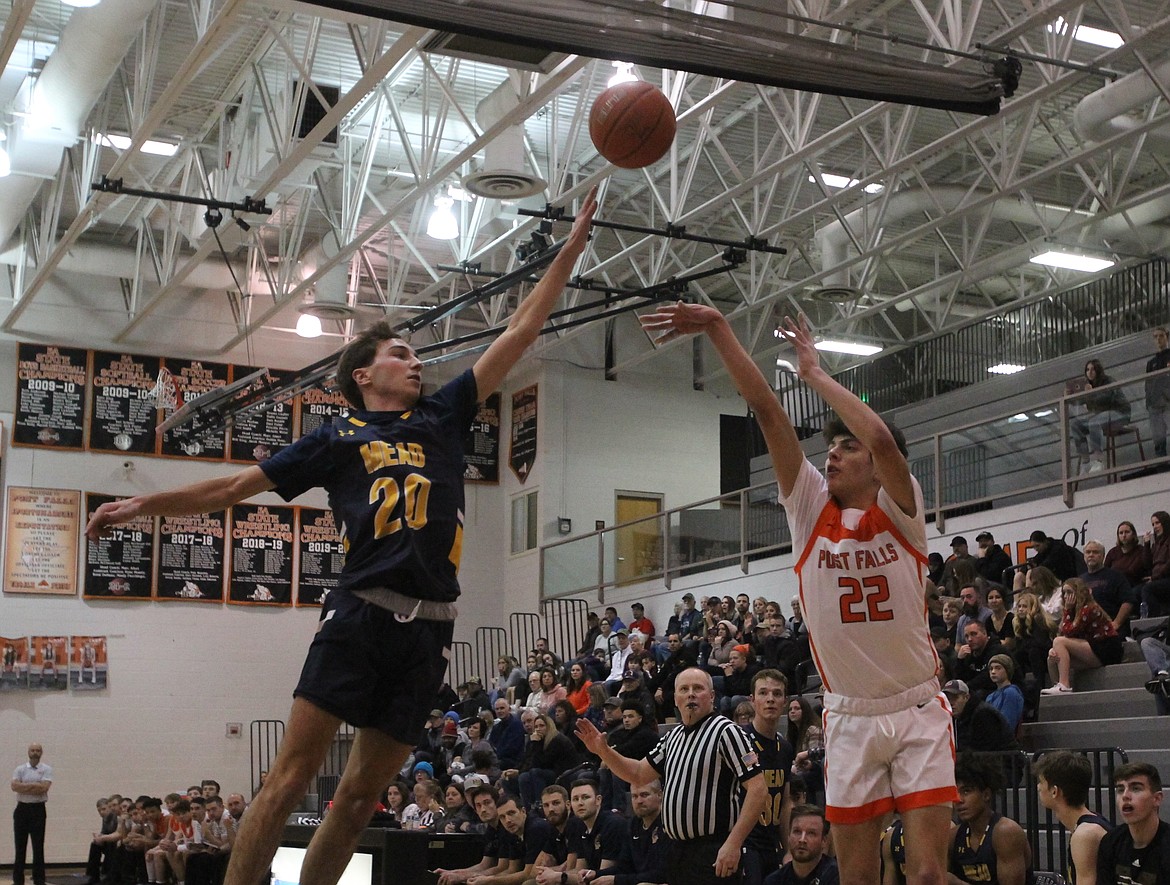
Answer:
[
  {"xmin": 639, "ymin": 300, "xmax": 724, "ymax": 344},
  {"xmin": 562, "ymin": 185, "xmax": 598, "ymax": 260},
  {"xmin": 85, "ymin": 497, "xmax": 142, "ymax": 541},
  {"xmin": 777, "ymin": 314, "xmax": 822, "ymax": 379}
]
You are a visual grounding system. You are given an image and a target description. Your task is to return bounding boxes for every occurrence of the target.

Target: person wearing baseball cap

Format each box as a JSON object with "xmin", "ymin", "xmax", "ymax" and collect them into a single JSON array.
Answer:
[
  {"xmin": 940, "ymin": 536, "xmax": 976, "ymax": 595},
  {"xmin": 943, "ymin": 680, "xmax": 1019, "ymax": 753}
]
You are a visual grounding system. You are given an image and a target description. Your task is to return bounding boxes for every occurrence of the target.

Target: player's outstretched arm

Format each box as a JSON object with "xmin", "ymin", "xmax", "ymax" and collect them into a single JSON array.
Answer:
[
  {"xmin": 84, "ymin": 465, "xmax": 276, "ymax": 541},
  {"xmin": 473, "ymin": 186, "xmax": 598, "ymax": 397},
  {"xmin": 640, "ymin": 301, "xmax": 803, "ymax": 496},
  {"xmin": 777, "ymin": 313, "xmax": 915, "ymax": 514}
]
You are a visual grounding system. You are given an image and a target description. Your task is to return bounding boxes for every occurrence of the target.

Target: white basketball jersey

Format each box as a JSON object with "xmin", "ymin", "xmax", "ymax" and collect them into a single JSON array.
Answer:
[{"xmin": 780, "ymin": 459, "xmax": 939, "ymax": 700}]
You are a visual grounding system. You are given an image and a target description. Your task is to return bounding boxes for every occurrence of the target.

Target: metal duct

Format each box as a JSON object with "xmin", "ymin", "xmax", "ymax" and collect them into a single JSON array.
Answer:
[
  {"xmin": 461, "ymin": 80, "xmax": 547, "ymax": 199},
  {"xmin": 0, "ymin": 0, "xmax": 161, "ymax": 250},
  {"xmin": 1073, "ymin": 56, "xmax": 1170, "ymax": 146}
]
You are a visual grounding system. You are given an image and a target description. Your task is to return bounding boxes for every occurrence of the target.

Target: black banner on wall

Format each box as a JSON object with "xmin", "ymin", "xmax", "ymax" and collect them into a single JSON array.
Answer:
[
  {"xmin": 88, "ymin": 351, "xmax": 160, "ymax": 454},
  {"xmin": 509, "ymin": 384, "xmax": 538, "ymax": 483},
  {"xmin": 230, "ymin": 369, "xmax": 295, "ymax": 463},
  {"xmin": 228, "ymin": 503, "xmax": 294, "ymax": 606},
  {"xmin": 464, "ymin": 392, "xmax": 501, "ymax": 483},
  {"xmin": 156, "ymin": 512, "xmax": 228, "ymax": 602},
  {"xmin": 296, "ymin": 508, "xmax": 344, "ymax": 607},
  {"xmin": 83, "ymin": 494, "xmax": 155, "ymax": 599},
  {"xmin": 160, "ymin": 359, "xmax": 231, "ymax": 459},
  {"xmin": 298, "ymin": 385, "xmax": 350, "ymax": 438},
  {"xmin": 14, "ymin": 344, "xmax": 88, "ymax": 448}
]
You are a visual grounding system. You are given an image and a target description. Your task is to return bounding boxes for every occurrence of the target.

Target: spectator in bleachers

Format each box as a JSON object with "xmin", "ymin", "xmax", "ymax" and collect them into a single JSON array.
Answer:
[
  {"xmin": 442, "ymin": 783, "xmax": 475, "ymax": 833},
  {"xmin": 552, "ymin": 700, "xmax": 583, "ymax": 752},
  {"xmin": 593, "ymin": 618, "xmax": 619, "ymax": 660},
  {"xmin": 538, "ymin": 668, "xmax": 568, "ymax": 713},
  {"xmin": 985, "ymin": 655, "xmax": 1025, "ymax": 733},
  {"xmin": 1043, "ymin": 578, "xmax": 1123, "ymax": 695},
  {"xmin": 604, "ymin": 606, "xmax": 626, "ymax": 632},
  {"xmin": 763, "ymin": 805, "xmax": 837, "ymax": 885},
  {"xmin": 786, "ymin": 597, "xmax": 808, "ymax": 641},
  {"xmin": 568, "ymin": 780, "xmax": 628, "ymax": 881},
  {"xmin": 582, "ymin": 685, "xmax": 610, "ymax": 732},
  {"xmin": 1147, "ymin": 327, "xmax": 1170, "ymax": 461},
  {"xmin": 410, "ymin": 780, "xmax": 447, "ymax": 829},
  {"xmin": 1080, "ymin": 539, "xmax": 1138, "ymax": 636},
  {"xmin": 1027, "ymin": 530, "xmax": 1084, "ymax": 582},
  {"xmin": 1097, "ymin": 762, "xmax": 1170, "ymax": 883},
  {"xmin": 942, "ymin": 536, "xmax": 977, "ymax": 595},
  {"xmin": 1011, "ymin": 592, "xmax": 1053, "ymax": 715},
  {"xmin": 1014, "ymin": 564, "xmax": 1064, "ymax": 629},
  {"xmin": 927, "ymin": 552, "xmax": 946, "ymax": 587},
  {"xmin": 507, "ymin": 712, "xmax": 579, "ymax": 810},
  {"xmin": 677, "ymin": 593, "xmax": 703, "ymax": 640},
  {"xmin": 1033, "ymin": 750, "xmax": 1110, "ymax": 885},
  {"xmin": 1143, "ymin": 511, "xmax": 1170, "ymax": 618},
  {"xmin": 224, "ymin": 793, "xmax": 246, "ymax": 825},
  {"xmin": 490, "ymin": 697, "xmax": 528, "ymax": 770},
  {"xmin": 985, "ymin": 587, "xmax": 1014, "ymax": 649},
  {"xmin": 932, "ymin": 626, "xmax": 957, "ymax": 682},
  {"xmin": 1106, "ymin": 520, "xmax": 1152, "ymax": 587},
  {"xmin": 717, "ymin": 645, "xmax": 760, "ymax": 715},
  {"xmin": 788, "ymin": 697, "xmax": 825, "ymax": 805},
  {"xmin": 629, "ymin": 603, "xmax": 655, "ymax": 642},
  {"xmin": 604, "ymin": 629, "xmax": 634, "ymax": 694},
  {"xmin": 925, "ymin": 585, "xmax": 946, "ymax": 635},
  {"xmin": 974, "ymin": 532, "xmax": 1013, "ymax": 585},
  {"xmin": 525, "ymin": 671, "xmax": 548, "ymax": 713},
  {"xmin": 950, "ymin": 753, "xmax": 1032, "ymax": 884},
  {"xmin": 957, "ymin": 584, "xmax": 993, "ymax": 639},
  {"xmin": 955, "ymin": 620, "xmax": 1004, "ymax": 698},
  {"xmin": 564, "ymin": 662, "xmax": 592, "ymax": 715},
  {"xmin": 1140, "ymin": 629, "xmax": 1170, "ymax": 716},
  {"xmin": 615, "ymin": 671, "xmax": 655, "ymax": 721},
  {"xmin": 493, "ymin": 656, "xmax": 527, "ymax": 706},
  {"xmin": 944, "ymin": 680, "xmax": 1019, "ymax": 753},
  {"xmin": 942, "ymin": 596, "xmax": 963, "ymax": 644},
  {"xmin": 1071, "ymin": 358, "xmax": 1131, "ymax": 475},
  {"xmin": 435, "ymin": 785, "xmax": 509, "ymax": 885},
  {"xmin": 578, "ymin": 613, "xmax": 602, "ymax": 659},
  {"xmin": 86, "ymin": 797, "xmax": 117, "ymax": 885},
  {"xmin": 455, "ymin": 676, "xmax": 492, "ymax": 720},
  {"xmin": 600, "ymin": 699, "xmax": 660, "ymax": 814},
  {"xmin": 649, "ymin": 633, "xmax": 696, "ymax": 720},
  {"xmin": 593, "ymin": 779, "xmax": 671, "ymax": 885},
  {"xmin": 700, "ymin": 620, "xmax": 738, "ymax": 671},
  {"xmin": 535, "ymin": 638, "xmax": 564, "ymax": 673}
]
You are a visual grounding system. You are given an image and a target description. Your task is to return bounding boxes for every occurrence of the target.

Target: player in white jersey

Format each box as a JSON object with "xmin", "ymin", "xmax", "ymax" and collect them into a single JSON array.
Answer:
[{"xmin": 641, "ymin": 304, "xmax": 956, "ymax": 885}]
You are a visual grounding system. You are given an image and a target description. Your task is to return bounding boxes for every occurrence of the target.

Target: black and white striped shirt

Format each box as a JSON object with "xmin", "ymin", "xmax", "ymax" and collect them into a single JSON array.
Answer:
[{"xmin": 647, "ymin": 713, "xmax": 761, "ymax": 841}]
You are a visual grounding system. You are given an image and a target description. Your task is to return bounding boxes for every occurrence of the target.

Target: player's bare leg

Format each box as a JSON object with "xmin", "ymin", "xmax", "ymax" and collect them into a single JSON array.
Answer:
[
  {"xmin": 832, "ymin": 816, "xmax": 885, "ymax": 885},
  {"xmin": 299, "ymin": 728, "xmax": 412, "ymax": 885},
  {"xmin": 899, "ymin": 803, "xmax": 952, "ymax": 885},
  {"xmin": 222, "ymin": 698, "xmax": 342, "ymax": 885}
]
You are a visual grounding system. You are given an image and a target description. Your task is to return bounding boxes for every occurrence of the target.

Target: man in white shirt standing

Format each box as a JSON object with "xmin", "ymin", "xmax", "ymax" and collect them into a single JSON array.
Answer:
[
  {"xmin": 604, "ymin": 629, "xmax": 633, "ymax": 694},
  {"xmin": 11, "ymin": 743, "xmax": 52, "ymax": 885}
]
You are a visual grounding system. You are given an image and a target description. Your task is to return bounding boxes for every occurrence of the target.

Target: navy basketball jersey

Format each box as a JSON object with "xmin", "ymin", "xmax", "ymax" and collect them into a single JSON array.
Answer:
[
  {"xmin": 261, "ymin": 369, "xmax": 479, "ymax": 602},
  {"xmin": 1069, "ymin": 812, "xmax": 1110, "ymax": 884},
  {"xmin": 744, "ymin": 723, "xmax": 796, "ymax": 851},
  {"xmin": 883, "ymin": 818, "xmax": 907, "ymax": 885}
]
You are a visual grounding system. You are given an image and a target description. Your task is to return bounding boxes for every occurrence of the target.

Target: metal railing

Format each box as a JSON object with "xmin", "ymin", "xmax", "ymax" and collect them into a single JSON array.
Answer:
[{"xmin": 541, "ymin": 368, "xmax": 1170, "ymax": 599}]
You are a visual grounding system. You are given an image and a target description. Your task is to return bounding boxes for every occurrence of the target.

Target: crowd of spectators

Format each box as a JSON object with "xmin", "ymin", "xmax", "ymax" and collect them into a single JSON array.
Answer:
[{"xmin": 86, "ymin": 781, "xmax": 248, "ymax": 885}]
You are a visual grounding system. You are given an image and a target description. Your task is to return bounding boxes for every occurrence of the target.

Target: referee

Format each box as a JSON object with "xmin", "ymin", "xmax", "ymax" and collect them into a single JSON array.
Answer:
[{"xmin": 577, "ymin": 667, "xmax": 767, "ymax": 884}]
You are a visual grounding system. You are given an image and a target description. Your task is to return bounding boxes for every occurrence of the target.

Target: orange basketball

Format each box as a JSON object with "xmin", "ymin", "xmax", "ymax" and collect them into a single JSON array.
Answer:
[{"xmin": 589, "ymin": 81, "xmax": 677, "ymax": 169}]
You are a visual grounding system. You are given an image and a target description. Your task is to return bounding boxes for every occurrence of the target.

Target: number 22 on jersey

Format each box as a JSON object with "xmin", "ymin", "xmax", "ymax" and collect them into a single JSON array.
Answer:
[{"xmin": 838, "ymin": 575, "xmax": 893, "ymax": 623}]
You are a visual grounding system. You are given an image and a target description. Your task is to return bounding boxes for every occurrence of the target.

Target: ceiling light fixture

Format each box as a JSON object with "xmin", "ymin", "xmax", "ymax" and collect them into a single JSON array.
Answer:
[
  {"xmin": 295, "ymin": 313, "xmax": 323, "ymax": 338},
  {"xmin": 61, "ymin": 0, "xmax": 101, "ymax": 8},
  {"xmin": 987, "ymin": 363, "xmax": 1026, "ymax": 375},
  {"xmin": 426, "ymin": 195, "xmax": 458, "ymax": 240},
  {"xmin": 97, "ymin": 133, "xmax": 177, "ymax": 156},
  {"xmin": 814, "ymin": 339, "xmax": 884, "ymax": 356},
  {"xmin": 608, "ymin": 61, "xmax": 638, "ymax": 87},
  {"xmin": 1030, "ymin": 250, "xmax": 1115, "ymax": 273},
  {"xmin": 1048, "ymin": 17, "xmax": 1123, "ymax": 48},
  {"xmin": 809, "ymin": 172, "xmax": 884, "ymax": 194}
]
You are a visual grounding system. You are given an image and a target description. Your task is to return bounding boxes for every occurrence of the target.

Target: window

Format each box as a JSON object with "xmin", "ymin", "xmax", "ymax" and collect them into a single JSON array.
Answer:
[{"xmin": 511, "ymin": 490, "xmax": 539, "ymax": 554}]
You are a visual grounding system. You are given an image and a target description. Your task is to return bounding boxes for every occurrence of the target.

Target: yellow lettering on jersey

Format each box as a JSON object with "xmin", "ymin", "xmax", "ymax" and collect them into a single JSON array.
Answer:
[
  {"xmin": 407, "ymin": 443, "xmax": 425, "ymax": 466},
  {"xmin": 347, "ymin": 417, "xmax": 367, "ymax": 427},
  {"xmin": 960, "ymin": 863, "xmax": 992, "ymax": 882},
  {"xmin": 762, "ymin": 769, "xmax": 786, "ymax": 788},
  {"xmin": 359, "ymin": 440, "xmax": 426, "ymax": 472},
  {"xmin": 448, "ymin": 524, "xmax": 463, "ymax": 572}
]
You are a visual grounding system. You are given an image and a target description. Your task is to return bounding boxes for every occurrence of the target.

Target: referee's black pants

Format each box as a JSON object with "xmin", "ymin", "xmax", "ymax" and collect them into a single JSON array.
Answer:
[
  {"xmin": 13, "ymin": 802, "xmax": 47, "ymax": 885},
  {"xmin": 668, "ymin": 836, "xmax": 745, "ymax": 885}
]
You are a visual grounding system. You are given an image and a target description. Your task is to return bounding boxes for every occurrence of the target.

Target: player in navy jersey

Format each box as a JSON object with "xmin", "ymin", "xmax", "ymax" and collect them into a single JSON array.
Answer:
[
  {"xmin": 949, "ymin": 754, "xmax": 1033, "ymax": 885},
  {"xmin": 1034, "ymin": 751, "xmax": 1111, "ymax": 884},
  {"xmin": 85, "ymin": 187, "xmax": 598, "ymax": 885},
  {"xmin": 742, "ymin": 669, "xmax": 795, "ymax": 885}
]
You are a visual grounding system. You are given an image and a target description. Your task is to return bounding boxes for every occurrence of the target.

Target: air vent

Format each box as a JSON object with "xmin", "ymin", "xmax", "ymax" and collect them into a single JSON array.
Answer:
[
  {"xmin": 461, "ymin": 169, "xmax": 546, "ymax": 199},
  {"xmin": 299, "ymin": 302, "xmax": 357, "ymax": 320},
  {"xmin": 295, "ymin": 82, "xmax": 340, "ymax": 146},
  {"xmin": 422, "ymin": 32, "xmax": 566, "ymax": 73}
]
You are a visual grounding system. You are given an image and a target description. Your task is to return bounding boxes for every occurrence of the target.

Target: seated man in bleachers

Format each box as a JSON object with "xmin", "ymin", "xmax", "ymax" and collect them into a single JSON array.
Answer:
[
  {"xmin": 435, "ymin": 785, "xmax": 514, "ymax": 885},
  {"xmin": 1097, "ymin": 761, "xmax": 1170, "ymax": 883},
  {"xmin": 956, "ymin": 584, "xmax": 993, "ymax": 639},
  {"xmin": 763, "ymin": 805, "xmax": 837, "ymax": 885},
  {"xmin": 1079, "ymin": 539, "xmax": 1138, "ymax": 637},
  {"xmin": 943, "ymin": 680, "xmax": 1019, "ymax": 753},
  {"xmin": 950, "ymin": 753, "xmax": 1032, "ymax": 885},
  {"xmin": 1141, "ymin": 631, "xmax": 1170, "ymax": 716},
  {"xmin": 954, "ymin": 620, "xmax": 1004, "ymax": 698},
  {"xmin": 974, "ymin": 532, "xmax": 1013, "ymax": 586},
  {"xmin": 1033, "ymin": 750, "xmax": 1110, "ymax": 885}
]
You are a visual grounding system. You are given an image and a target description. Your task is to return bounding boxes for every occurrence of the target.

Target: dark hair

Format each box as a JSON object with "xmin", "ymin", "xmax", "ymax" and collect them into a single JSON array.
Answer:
[
  {"xmin": 787, "ymin": 696, "xmax": 817, "ymax": 749},
  {"xmin": 619, "ymin": 698, "xmax": 645, "ymax": 715},
  {"xmin": 822, "ymin": 415, "xmax": 908, "ymax": 458},
  {"xmin": 1085, "ymin": 358, "xmax": 1112, "ymax": 387},
  {"xmin": 955, "ymin": 752, "xmax": 1004, "ymax": 793},
  {"xmin": 383, "ymin": 779, "xmax": 412, "ymax": 814},
  {"xmin": 200, "ymin": 779, "xmax": 220, "ymax": 791},
  {"xmin": 1154, "ymin": 512, "xmax": 1170, "ymax": 535},
  {"xmin": 1033, "ymin": 751, "xmax": 1092, "ymax": 807},
  {"xmin": 470, "ymin": 749, "xmax": 496, "ymax": 771},
  {"xmin": 570, "ymin": 779, "xmax": 600, "ymax": 796},
  {"xmin": 173, "ymin": 799, "xmax": 192, "ymax": 814},
  {"xmin": 336, "ymin": 320, "xmax": 409, "ymax": 410},
  {"xmin": 465, "ymin": 784, "xmax": 499, "ymax": 807},
  {"xmin": 976, "ymin": 532, "xmax": 993, "ymax": 543},
  {"xmin": 1117, "ymin": 521, "xmax": 1139, "ymax": 549},
  {"xmin": 788, "ymin": 803, "xmax": 829, "ymax": 835},
  {"xmin": 1114, "ymin": 762, "xmax": 1163, "ymax": 792},
  {"xmin": 541, "ymin": 784, "xmax": 569, "ymax": 802},
  {"xmin": 141, "ymin": 798, "xmax": 162, "ymax": 810}
]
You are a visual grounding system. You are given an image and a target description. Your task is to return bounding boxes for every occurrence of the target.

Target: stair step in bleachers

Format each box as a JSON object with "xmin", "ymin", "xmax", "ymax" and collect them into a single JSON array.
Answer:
[
  {"xmin": 1023, "ymin": 714, "xmax": 1166, "ymax": 748},
  {"xmin": 1128, "ymin": 616, "xmax": 1167, "ymax": 635},
  {"xmin": 1061, "ymin": 661, "xmax": 1149, "ymax": 692},
  {"xmin": 1036, "ymin": 686, "xmax": 1157, "ymax": 721}
]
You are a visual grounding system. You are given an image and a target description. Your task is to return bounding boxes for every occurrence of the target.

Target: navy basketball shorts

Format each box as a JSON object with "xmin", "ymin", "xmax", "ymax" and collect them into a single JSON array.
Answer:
[{"xmin": 294, "ymin": 589, "xmax": 454, "ymax": 746}]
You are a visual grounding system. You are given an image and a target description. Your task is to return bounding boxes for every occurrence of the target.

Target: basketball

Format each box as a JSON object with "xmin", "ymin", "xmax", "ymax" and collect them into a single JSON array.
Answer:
[{"xmin": 589, "ymin": 81, "xmax": 676, "ymax": 169}]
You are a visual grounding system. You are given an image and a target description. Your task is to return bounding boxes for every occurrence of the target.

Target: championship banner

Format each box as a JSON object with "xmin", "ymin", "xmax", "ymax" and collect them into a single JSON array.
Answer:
[
  {"xmin": 70, "ymin": 636, "xmax": 108, "ymax": 690},
  {"xmin": 156, "ymin": 513, "xmax": 227, "ymax": 602},
  {"xmin": 83, "ymin": 493, "xmax": 154, "ymax": 600},
  {"xmin": 298, "ymin": 385, "xmax": 350, "ymax": 438},
  {"xmin": 14, "ymin": 343, "xmax": 87, "ymax": 449},
  {"xmin": 295, "ymin": 508, "xmax": 344, "ymax": 607},
  {"xmin": 465, "ymin": 392, "xmax": 501, "ymax": 483},
  {"xmin": 228, "ymin": 503, "xmax": 294, "ymax": 606},
  {"xmin": 160, "ymin": 359, "xmax": 231, "ymax": 459},
  {"xmin": 87, "ymin": 351, "xmax": 160, "ymax": 454},
  {"xmin": 229, "ymin": 368, "xmax": 295, "ymax": 463},
  {"xmin": 3, "ymin": 487, "xmax": 81, "ymax": 596},
  {"xmin": 509, "ymin": 385, "xmax": 538, "ymax": 483}
]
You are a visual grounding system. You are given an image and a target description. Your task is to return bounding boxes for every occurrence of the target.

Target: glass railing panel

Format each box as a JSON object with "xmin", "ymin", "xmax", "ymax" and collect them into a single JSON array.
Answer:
[{"xmin": 541, "ymin": 533, "xmax": 601, "ymax": 599}]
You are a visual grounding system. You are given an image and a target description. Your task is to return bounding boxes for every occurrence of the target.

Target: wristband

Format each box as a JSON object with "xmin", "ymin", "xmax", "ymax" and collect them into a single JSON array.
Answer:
[{"xmin": 560, "ymin": 873, "xmax": 568, "ymax": 885}]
